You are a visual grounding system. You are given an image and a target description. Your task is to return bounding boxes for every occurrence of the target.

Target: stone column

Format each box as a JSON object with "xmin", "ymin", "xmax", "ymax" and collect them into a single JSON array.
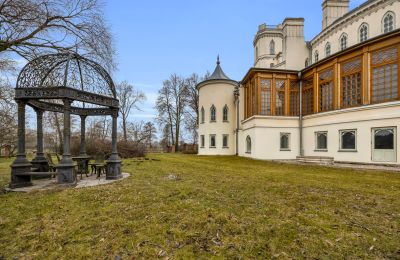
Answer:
[
  {"xmin": 31, "ymin": 108, "xmax": 49, "ymax": 172},
  {"xmin": 106, "ymin": 108, "xmax": 122, "ymax": 180},
  {"xmin": 79, "ymin": 115, "xmax": 87, "ymax": 156},
  {"xmin": 57, "ymin": 99, "xmax": 75, "ymax": 184},
  {"xmin": 10, "ymin": 100, "xmax": 32, "ymax": 188}
]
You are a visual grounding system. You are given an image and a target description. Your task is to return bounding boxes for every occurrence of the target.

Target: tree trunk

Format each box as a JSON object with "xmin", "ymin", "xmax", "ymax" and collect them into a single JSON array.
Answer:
[
  {"xmin": 122, "ymin": 116, "xmax": 127, "ymax": 142},
  {"xmin": 53, "ymin": 113, "xmax": 63, "ymax": 154}
]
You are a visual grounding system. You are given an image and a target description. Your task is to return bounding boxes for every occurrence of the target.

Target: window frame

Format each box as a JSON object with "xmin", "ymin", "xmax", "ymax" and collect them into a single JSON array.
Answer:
[
  {"xmin": 382, "ymin": 11, "xmax": 395, "ymax": 33},
  {"xmin": 200, "ymin": 135, "xmax": 205, "ymax": 148},
  {"xmin": 246, "ymin": 135, "xmax": 251, "ymax": 154},
  {"xmin": 325, "ymin": 42, "xmax": 331, "ymax": 57},
  {"xmin": 200, "ymin": 106, "xmax": 205, "ymax": 124},
  {"xmin": 340, "ymin": 56, "xmax": 363, "ymax": 108},
  {"xmin": 222, "ymin": 105, "xmax": 229, "ymax": 122},
  {"xmin": 339, "ymin": 129, "xmax": 357, "ymax": 152},
  {"xmin": 270, "ymin": 40, "xmax": 275, "ymax": 55},
  {"xmin": 359, "ymin": 23, "xmax": 369, "ymax": 43},
  {"xmin": 222, "ymin": 134, "xmax": 229, "ymax": 148},
  {"xmin": 314, "ymin": 51, "xmax": 319, "ymax": 63},
  {"xmin": 339, "ymin": 33, "xmax": 348, "ymax": 51},
  {"xmin": 280, "ymin": 132, "xmax": 291, "ymax": 151},
  {"xmin": 315, "ymin": 131, "xmax": 328, "ymax": 151},
  {"xmin": 370, "ymin": 45, "xmax": 399, "ymax": 104},
  {"xmin": 210, "ymin": 105, "xmax": 216, "ymax": 122},
  {"xmin": 209, "ymin": 134, "xmax": 216, "ymax": 148}
]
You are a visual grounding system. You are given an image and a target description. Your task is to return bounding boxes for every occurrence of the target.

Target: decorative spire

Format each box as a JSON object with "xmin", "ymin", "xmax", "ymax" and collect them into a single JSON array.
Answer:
[{"xmin": 217, "ymin": 55, "xmax": 220, "ymax": 65}]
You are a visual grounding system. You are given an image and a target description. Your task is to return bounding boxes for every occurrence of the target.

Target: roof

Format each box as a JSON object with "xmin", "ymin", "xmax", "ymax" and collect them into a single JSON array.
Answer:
[
  {"xmin": 208, "ymin": 56, "xmax": 232, "ymax": 80},
  {"xmin": 196, "ymin": 56, "xmax": 238, "ymax": 89}
]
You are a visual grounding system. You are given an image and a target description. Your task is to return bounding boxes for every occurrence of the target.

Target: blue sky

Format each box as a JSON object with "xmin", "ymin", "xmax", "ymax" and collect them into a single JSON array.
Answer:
[{"xmin": 105, "ymin": 0, "xmax": 365, "ymax": 122}]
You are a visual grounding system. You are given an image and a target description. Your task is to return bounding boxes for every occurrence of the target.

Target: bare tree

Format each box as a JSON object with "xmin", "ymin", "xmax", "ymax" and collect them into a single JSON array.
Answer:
[
  {"xmin": 0, "ymin": 0, "xmax": 115, "ymax": 68},
  {"xmin": 155, "ymin": 74, "xmax": 188, "ymax": 152},
  {"xmin": 142, "ymin": 121, "xmax": 157, "ymax": 148},
  {"xmin": 116, "ymin": 81, "xmax": 146, "ymax": 142},
  {"xmin": 0, "ymin": 81, "xmax": 17, "ymax": 155}
]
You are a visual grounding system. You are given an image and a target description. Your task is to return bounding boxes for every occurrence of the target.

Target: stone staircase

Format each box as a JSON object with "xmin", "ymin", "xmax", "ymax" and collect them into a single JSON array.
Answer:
[{"xmin": 296, "ymin": 156, "xmax": 334, "ymax": 165}]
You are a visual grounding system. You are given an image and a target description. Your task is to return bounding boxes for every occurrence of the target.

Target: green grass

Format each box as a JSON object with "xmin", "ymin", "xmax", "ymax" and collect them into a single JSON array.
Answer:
[{"xmin": 0, "ymin": 154, "xmax": 399, "ymax": 259}]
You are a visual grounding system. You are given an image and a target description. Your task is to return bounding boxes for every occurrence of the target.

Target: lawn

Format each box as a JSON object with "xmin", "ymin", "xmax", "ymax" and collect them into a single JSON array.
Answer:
[{"xmin": 0, "ymin": 154, "xmax": 399, "ymax": 259}]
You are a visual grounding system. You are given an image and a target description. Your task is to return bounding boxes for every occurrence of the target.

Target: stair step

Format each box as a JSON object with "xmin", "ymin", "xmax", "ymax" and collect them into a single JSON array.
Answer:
[{"xmin": 296, "ymin": 156, "xmax": 334, "ymax": 165}]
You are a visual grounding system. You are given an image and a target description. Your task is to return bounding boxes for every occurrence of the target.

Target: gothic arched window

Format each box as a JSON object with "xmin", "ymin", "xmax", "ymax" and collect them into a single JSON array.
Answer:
[
  {"xmin": 246, "ymin": 136, "xmax": 251, "ymax": 153},
  {"xmin": 223, "ymin": 105, "xmax": 228, "ymax": 122},
  {"xmin": 269, "ymin": 40, "xmax": 275, "ymax": 55},
  {"xmin": 359, "ymin": 23, "xmax": 368, "ymax": 42},
  {"xmin": 339, "ymin": 33, "xmax": 348, "ymax": 51},
  {"xmin": 325, "ymin": 42, "xmax": 331, "ymax": 57},
  {"xmin": 314, "ymin": 51, "xmax": 319, "ymax": 63},
  {"xmin": 383, "ymin": 11, "xmax": 395, "ymax": 33},
  {"xmin": 210, "ymin": 105, "xmax": 216, "ymax": 122}
]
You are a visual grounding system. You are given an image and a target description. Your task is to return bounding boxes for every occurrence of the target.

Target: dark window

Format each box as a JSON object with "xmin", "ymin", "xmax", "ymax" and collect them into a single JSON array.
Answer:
[
  {"xmin": 325, "ymin": 43, "xmax": 331, "ymax": 57},
  {"xmin": 210, "ymin": 105, "xmax": 216, "ymax": 122},
  {"xmin": 200, "ymin": 107, "xmax": 205, "ymax": 123},
  {"xmin": 374, "ymin": 129, "xmax": 394, "ymax": 149},
  {"xmin": 316, "ymin": 132, "xmax": 327, "ymax": 150},
  {"xmin": 246, "ymin": 136, "xmax": 251, "ymax": 153},
  {"xmin": 340, "ymin": 130, "xmax": 356, "ymax": 150},
  {"xmin": 223, "ymin": 135, "xmax": 228, "ymax": 148},
  {"xmin": 210, "ymin": 135, "xmax": 216, "ymax": 148},
  {"xmin": 270, "ymin": 40, "xmax": 275, "ymax": 55},
  {"xmin": 280, "ymin": 133, "xmax": 290, "ymax": 150},
  {"xmin": 359, "ymin": 23, "xmax": 368, "ymax": 42},
  {"xmin": 314, "ymin": 51, "xmax": 319, "ymax": 63},
  {"xmin": 200, "ymin": 135, "xmax": 205, "ymax": 147},
  {"xmin": 223, "ymin": 105, "xmax": 228, "ymax": 121},
  {"xmin": 383, "ymin": 12, "xmax": 395, "ymax": 33}
]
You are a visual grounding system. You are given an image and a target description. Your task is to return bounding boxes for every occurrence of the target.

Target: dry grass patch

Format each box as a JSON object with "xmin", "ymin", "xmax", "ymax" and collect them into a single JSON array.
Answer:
[{"xmin": 0, "ymin": 154, "xmax": 399, "ymax": 258}]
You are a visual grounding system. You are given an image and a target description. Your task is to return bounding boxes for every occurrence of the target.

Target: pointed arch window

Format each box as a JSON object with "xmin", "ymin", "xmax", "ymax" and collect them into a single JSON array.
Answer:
[
  {"xmin": 383, "ymin": 12, "xmax": 395, "ymax": 33},
  {"xmin": 200, "ymin": 107, "xmax": 205, "ymax": 124},
  {"xmin": 359, "ymin": 23, "xmax": 368, "ymax": 42},
  {"xmin": 339, "ymin": 33, "xmax": 348, "ymax": 51},
  {"xmin": 223, "ymin": 105, "xmax": 229, "ymax": 122},
  {"xmin": 269, "ymin": 40, "xmax": 275, "ymax": 55},
  {"xmin": 325, "ymin": 42, "xmax": 331, "ymax": 57},
  {"xmin": 246, "ymin": 136, "xmax": 251, "ymax": 153},
  {"xmin": 305, "ymin": 58, "xmax": 309, "ymax": 67},
  {"xmin": 210, "ymin": 105, "xmax": 216, "ymax": 122},
  {"xmin": 314, "ymin": 51, "xmax": 319, "ymax": 63}
]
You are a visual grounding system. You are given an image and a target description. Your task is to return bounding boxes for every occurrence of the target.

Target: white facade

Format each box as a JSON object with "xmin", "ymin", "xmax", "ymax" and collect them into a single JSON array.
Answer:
[{"xmin": 197, "ymin": 0, "xmax": 400, "ymax": 165}]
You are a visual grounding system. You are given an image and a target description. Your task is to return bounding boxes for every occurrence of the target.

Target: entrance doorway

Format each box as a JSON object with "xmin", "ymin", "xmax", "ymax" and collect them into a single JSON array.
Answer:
[{"xmin": 372, "ymin": 127, "xmax": 397, "ymax": 162}]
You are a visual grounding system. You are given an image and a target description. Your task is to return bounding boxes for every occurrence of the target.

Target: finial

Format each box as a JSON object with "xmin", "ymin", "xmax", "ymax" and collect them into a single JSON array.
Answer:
[{"xmin": 217, "ymin": 55, "xmax": 220, "ymax": 65}]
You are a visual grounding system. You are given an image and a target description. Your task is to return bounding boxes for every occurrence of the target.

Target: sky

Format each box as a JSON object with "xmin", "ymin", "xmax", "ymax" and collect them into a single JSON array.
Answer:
[{"xmin": 104, "ymin": 0, "xmax": 366, "ymax": 122}]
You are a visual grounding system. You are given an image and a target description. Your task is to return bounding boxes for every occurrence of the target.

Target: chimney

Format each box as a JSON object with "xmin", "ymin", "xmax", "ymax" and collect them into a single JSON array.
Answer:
[{"xmin": 322, "ymin": 0, "xmax": 350, "ymax": 30}]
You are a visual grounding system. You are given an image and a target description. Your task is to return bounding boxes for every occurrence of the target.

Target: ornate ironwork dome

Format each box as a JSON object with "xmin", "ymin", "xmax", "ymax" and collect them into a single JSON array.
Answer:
[{"xmin": 16, "ymin": 53, "xmax": 116, "ymax": 98}]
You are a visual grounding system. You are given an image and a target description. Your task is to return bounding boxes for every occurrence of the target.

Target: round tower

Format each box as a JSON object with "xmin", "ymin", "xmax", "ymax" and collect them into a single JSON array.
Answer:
[{"xmin": 197, "ymin": 57, "xmax": 238, "ymax": 155}]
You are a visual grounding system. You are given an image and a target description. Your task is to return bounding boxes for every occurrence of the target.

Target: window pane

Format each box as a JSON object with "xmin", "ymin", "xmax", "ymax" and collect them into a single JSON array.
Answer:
[
  {"xmin": 341, "ymin": 131, "xmax": 355, "ymax": 149},
  {"xmin": 317, "ymin": 133, "xmax": 327, "ymax": 149},
  {"xmin": 374, "ymin": 129, "xmax": 394, "ymax": 149},
  {"xmin": 280, "ymin": 134, "xmax": 289, "ymax": 149}
]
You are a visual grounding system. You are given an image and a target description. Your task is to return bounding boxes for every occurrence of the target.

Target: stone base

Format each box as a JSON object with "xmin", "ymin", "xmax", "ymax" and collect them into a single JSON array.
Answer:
[
  {"xmin": 10, "ymin": 162, "xmax": 33, "ymax": 188},
  {"xmin": 56, "ymin": 164, "xmax": 76, "ymax": 184},
  {"xmin": 31, "ymin": 157, "xmax": 49, "ymax": 172},
  {"xmin": 106, "ymin": 160, "xmax": 122, "ymax": 180}
]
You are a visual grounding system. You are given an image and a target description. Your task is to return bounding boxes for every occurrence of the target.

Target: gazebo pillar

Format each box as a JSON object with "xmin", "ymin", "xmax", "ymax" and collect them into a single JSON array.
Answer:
[
  {"xmin": 79, "ymin": 115, "xmax": 87, "ymax": 156},
  {"xmin": 10, "ymin": 100, "xmax": 32, "ymax": 188},
  {"xmin": 106, "ymin": 108, "xmax": 122, "ymax": 180},
  {"xmin": 57, "ymin": 99, "xmax": 75, "ymax": 184},
  {"xmin": 31, "ymin": 108, "xmax": 49, "ymax": 172}
]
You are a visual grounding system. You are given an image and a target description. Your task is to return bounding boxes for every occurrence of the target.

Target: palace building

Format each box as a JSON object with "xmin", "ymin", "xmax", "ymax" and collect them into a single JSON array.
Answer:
[{"xmin": 197, "ymin": 0, "xmax": 400, "ymax": 165}]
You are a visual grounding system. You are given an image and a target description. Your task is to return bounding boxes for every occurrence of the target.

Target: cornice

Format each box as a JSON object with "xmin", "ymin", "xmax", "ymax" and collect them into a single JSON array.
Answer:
[{"xmin": 253, "ymin": 30, "xmax": 283, "ymax": 46}]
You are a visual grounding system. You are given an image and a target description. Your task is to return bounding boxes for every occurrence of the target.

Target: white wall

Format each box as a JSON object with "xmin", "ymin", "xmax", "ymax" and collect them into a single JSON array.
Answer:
[
  {"xmin": 198, "ymin": 80, "xmax": 237, "ymax": 155},
  {"xmin": 303, "ymin": 101, "xmax": 400, "ymax": 164},
  {"xmin": 239, "ymin": 116, "xmax": 300, "ymax": 160}
]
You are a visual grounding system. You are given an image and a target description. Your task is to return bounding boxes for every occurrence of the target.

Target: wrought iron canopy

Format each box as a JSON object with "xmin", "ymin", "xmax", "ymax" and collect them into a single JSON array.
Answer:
[{"xmin": 15, "ymin": 53, "xmax": 118, "ymax": 109}]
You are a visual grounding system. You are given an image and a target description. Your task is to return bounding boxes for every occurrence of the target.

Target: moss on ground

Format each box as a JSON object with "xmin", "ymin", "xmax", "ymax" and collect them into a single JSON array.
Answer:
[{"xmin": 0, "ymin": 154, "xmax": 399, "ymax": 259}]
